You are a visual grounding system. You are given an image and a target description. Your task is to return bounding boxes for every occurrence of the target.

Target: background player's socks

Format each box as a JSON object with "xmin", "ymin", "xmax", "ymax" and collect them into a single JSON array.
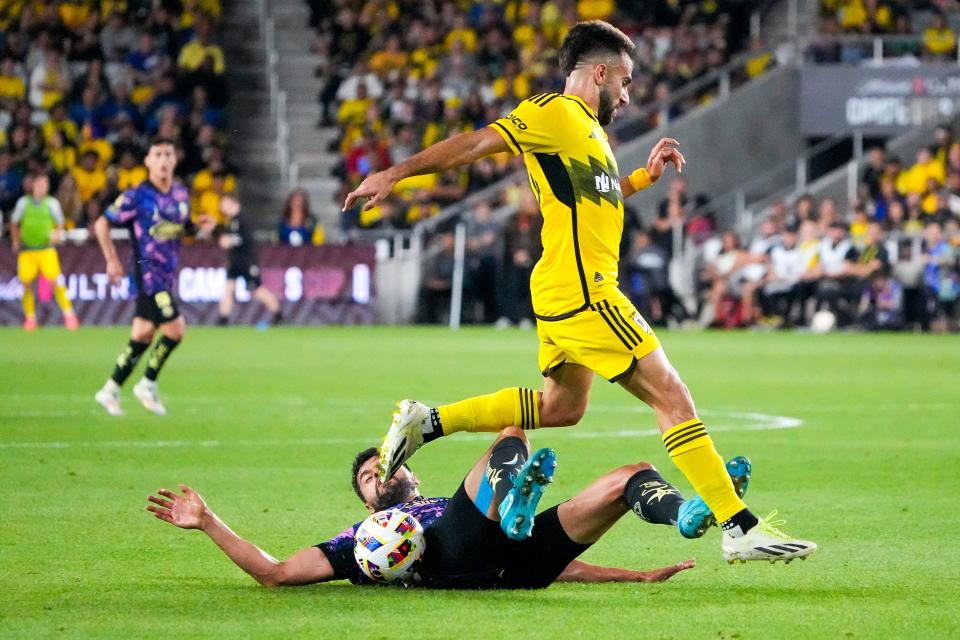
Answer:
[
  {"xmin": 216, "ymin": 316, "xmax": 229, "ymax": 326},
  {"xmin": 272, "ymin": 311, "xmax": 283, "ymax": 325},
  {"xmin": 22, "ymin": 285, "xmax": 36, "ymax": 320},
  {"xmin": 662, "ymin": 418, "xmax": 748, "ymax": 525},
  {"xmin": 53, "ymin": 283, "xmax": 73, "ymax": 315},
  {"xmin": 623, "ymin": 467, "xmax": 685, "ymax": 525},
  {"xmin": 434, "ymin": 388, "xmax": 540, "ymax": 438},
  {"xmin": 111, "ymin": 340, "xmax": 150, "ymax": 386},
  {"xmin": 720, "ymin": 509, "xmax": 760, "ymax": 538},
  {"xmin": 144, "ymin": 336, "xmax": 180, "ymax": 381}
]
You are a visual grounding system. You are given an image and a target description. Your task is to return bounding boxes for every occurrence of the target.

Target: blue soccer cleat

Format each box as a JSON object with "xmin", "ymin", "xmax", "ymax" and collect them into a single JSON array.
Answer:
[
  {"xmin": 677, "ymin": 455, "xmax": 752, "ymax": 539},
  {"xmin": 498, "ymin": 447, "xmax": 557, "ymax": 541}
]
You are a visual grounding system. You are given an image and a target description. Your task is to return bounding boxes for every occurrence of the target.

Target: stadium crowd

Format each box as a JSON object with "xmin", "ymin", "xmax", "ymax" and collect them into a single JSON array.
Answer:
[
  {"xmin": 313, "ymin": 0, "xmax": 767, "ymax": 234},
  {"xmin": 808, "ymin": 0, "xmax": 960, "ymax": 62},
  {"xmin": 0, "ymin": 0, "xmax": 235, "ymax": 237}
]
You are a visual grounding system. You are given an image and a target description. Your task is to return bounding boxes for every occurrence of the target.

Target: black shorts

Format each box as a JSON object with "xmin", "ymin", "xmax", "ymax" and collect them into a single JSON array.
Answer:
[
  {"xmin": 135, "ymin": 290, "xmax": 181, "ymax": 324},
  {"xmin": 226, "ymin": 263, "xmax": 261, "ymax": 289},
  {"xmin": 420, "ymin": 484, "xmax": 590, "ymax": 589}
]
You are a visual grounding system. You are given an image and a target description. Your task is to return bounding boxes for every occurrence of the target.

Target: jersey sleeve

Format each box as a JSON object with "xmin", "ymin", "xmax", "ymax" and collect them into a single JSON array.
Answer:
[
  {"xmin": 489, "ymin": 95, "xmax": 565, "ymax": 156},
  {"xmin": 9, "ymin": 197, "xmax": 27, "ymax": 224},
  {"xmin": 47, "ymin": 198, "xmax": 64, "ymax": 226},
  {"xmin": 315, "ymin": 523, "xmax": 369, "ymax": 584},
  {"xmin": 105, "ymin": 189, "xmax": 137, "ymax": 225}
]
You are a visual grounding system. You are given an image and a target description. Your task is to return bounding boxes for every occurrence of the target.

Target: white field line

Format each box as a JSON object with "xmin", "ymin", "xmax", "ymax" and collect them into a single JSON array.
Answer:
[{"xmin": 0, "ymin": 408, "xmax": 803, "ymax": 450}]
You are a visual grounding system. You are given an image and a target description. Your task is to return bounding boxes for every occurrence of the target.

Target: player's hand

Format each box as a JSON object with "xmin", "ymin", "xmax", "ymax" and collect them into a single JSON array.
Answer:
[
  {"xmin": 106, "ymin": 258, "xmax": 125, "ymax": 286},
  {"xmin": 343, "ymin": 170, "xmax": 397, "ymax": 212},
  {"xmin": 218, "ymin": 234, "xmax": 232, "ymax": 250},
  {"xmin": 11, "ymin": 240, "xmax": 20, "ymax": 253},
  {"xmin": 147, "ymin": 484, "xmax": 208, "ymax": 530},
  {"xmin": 636, "ymin": 558, "xmax": 695, "ymax": 583},
  {"xmin": 49, "ymin": 229, "xmax": 63, "ymax": 245},
  {"xmin": 646, "ymin": 137, "xmax": 685, "ymax": 182}
]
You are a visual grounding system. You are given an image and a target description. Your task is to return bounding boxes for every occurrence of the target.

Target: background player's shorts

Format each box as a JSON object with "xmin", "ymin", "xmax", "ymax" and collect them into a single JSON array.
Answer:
[
  {"xmin": 421, "ymin": 484, "xmax": 591, "ymax": 589},
  {"xmin": 537, "ymin": 289, "xmax": 661, "ymax": 382},
  {"xmin": 226, "ymin": 263, "xmax": 261, "ymax": 289},
  {"xmin": 17, "ymin": 248, "xmax": 63, "ymax": 284},
  {"xmin": 135, "ymin": 290, "xmax": 181, "ymax": 324}
]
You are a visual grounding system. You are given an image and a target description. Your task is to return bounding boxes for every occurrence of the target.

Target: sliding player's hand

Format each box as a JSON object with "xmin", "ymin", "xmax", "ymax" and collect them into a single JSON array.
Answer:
[
  {"xmin": 147, "ymin": 484, "xmax": 208, "ymax": 530},
  {"xmin": 646, "ymin": 137, "xmax": 685, "ymax": 182},
  {"xmin": 637, "ymin": 558, "xmax": 695, "ymax": 582},
  {"xmin": 343, "ymin": 170, "xmax": 397, "ymax": 212},
  {"xmin": 106, "ymin": 257, "xmax": 125, "ymax": 286}
]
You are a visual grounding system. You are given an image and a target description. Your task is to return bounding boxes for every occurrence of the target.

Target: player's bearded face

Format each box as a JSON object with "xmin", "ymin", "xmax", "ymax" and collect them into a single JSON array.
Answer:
[
  {"xmin": 597, "ymin": 85, "xmax": 616, "ymax": 126},
  {"xmin": 373, "ymin": 474, "xmax": 418, "ymax": 511}
]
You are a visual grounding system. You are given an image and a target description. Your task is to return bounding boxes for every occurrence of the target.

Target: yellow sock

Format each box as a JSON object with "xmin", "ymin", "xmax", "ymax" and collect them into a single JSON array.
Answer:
[
  {"xmin": 22, "ymin": 284, "xmax": 36, "ymax": 318},
  {"xmin": 662, "ymin": 418, "xmax": 745, "ymax": 523},
  {"xmin": 436, "ymin": 388, "xmax": 539, "ymax": 436},
  {"xmin": 53, "ymin": 284, "xmax": 74, "ymax": 315}
]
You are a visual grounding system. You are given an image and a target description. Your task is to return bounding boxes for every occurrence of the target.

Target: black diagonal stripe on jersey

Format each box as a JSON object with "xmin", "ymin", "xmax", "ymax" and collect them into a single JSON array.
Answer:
[
  {"xmin": 527, "ymin": 93, "xmax": 547, "ymax": 104},
  {"xmin": 540, "ymin": 93, "xmax": 560, "ymax": 107},
  {"xmin": 665, "ymin": 429, "xmax": 707, "ymax": 454},
  {"xmin": 491, "ymin": 121, "xmax": 522, "ymax": 155},
  {"xmin": 610, "ymin": 303, "xmax": 644, "ymax": 343},
  {"xmin": 595, "ymin": 305, "xmax": 634, "ymax": 349},
  {"xmin": 535, "ymin": 152, "xmax": 589, "ymax": 308},
  {"xmin": 754, "ymin": 546, "xmax": 784, "ymax": 556},
  {"xmin": 560, "ymin": 95, "xmax": 598, "ymax": 122},
  {"xmin": 663, "ymin": 422, "xmax": 704, "ymax": 448},
  {"xmin": 604, "ymin": 301, "xmax": 641, "ymax": 345}
]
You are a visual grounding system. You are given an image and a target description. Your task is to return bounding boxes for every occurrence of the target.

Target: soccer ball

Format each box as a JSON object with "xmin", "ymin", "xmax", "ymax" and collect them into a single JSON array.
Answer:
[
  {"xmin": 353, "ymin": 508, "xmax": 425, "ymax": 582},
  {"xmin": 810, "ymin": 310, "xmax": 837, "ymax": 334}
]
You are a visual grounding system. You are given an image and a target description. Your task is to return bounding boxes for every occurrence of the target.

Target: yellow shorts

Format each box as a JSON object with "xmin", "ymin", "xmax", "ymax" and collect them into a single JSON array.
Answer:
[
  {"xmin": 18, "ymin": 248, "xmax": 63, "ymax": 284},
  {"xmin": 536, "ymin": 290, "xmax": 661, "ymax": 382}
]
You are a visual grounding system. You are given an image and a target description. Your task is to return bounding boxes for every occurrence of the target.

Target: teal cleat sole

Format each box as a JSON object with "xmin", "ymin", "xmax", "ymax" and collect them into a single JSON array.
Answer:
[
  {"xmin": 498, "ymin": 448, "xmax": 557, "ymax": 541},
  {"xmin": 677, "ymin": 455, "xmax": 752, "ymax": 539}
]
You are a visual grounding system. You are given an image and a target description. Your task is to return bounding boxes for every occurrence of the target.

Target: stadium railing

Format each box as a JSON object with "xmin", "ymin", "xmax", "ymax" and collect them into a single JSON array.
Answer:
[{"xmin": 802, "ymin": 33, "xmax": 960, "ymax": 64}]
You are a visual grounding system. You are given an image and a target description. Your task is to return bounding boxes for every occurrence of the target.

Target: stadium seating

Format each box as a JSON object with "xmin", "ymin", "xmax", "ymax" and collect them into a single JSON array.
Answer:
[{"xmin": 0, "ymin": 0, "xmax": 233, "ymax": 232}]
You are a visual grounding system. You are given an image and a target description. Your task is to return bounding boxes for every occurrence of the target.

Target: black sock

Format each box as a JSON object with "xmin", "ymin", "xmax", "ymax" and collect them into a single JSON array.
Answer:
[
  {"xmin": 272, "ymin": 311, "xmax": 283, "ymax": 325},
  {"xmin": 216, "ymin": 316, "xmax": 228, "ymax": 326},
  {"xmin": 721, "ymin": 509, "xmax": 759, "ymax": 537},
  {"xmin": 623, "ymin": 468, "xmax": 686, "ymax": 526},
  {"xmin": 423, "ymin": 408, "xmax": 444, "ymax": 443},
  {"xmin": 111, "ymin": 340, "xmax": 150, "ymax": 386},
  {"xmin": 485, "ymin": 436, "xmax": 528, "ymax": 508},
  {"xmin": 144, "ymin": 336, "xmax": 180, "ymax": 382}
]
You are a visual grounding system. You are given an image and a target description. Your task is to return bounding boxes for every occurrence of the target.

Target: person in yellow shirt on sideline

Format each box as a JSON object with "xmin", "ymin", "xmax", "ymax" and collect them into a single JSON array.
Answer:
[
  {"xmin": 116, "ymin": 149, "xmax": 147, "ymax": 190},
  {"xmin": 0, "ymin": 56, "xmax": 26, "ymax": 104},
  {"xmin": 177, "ymin": 18, "xmax": 225, "ymax": 74},
  {"xmin": 71, "ymin": 150, "xmax": 108, "ymax": 203},
  {"xmin": 10, "ymin": 171, "xmax": 79, "ymax": 331},
  {"xmin": 924, "ymin": 12, "xmax": 956, "ymax": 59}
]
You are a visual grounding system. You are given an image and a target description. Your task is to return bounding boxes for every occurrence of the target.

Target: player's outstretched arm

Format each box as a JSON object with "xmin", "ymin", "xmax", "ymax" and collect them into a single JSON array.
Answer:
[
  {"xmin": 620, "ymin": 137, "xmax": 686, "ymax": 199},
  {"xmin": 93, "ymin": 214, "xmax": 125, "ymax": 286},
  {"xmin": 343, "ymin": 127, "xmax": 509, "ymax": 211},
  {"xmin": 146, "ymin": 484, "xmax": 335, "ymax": 587},
  {"xmin": 555, "ymin": 558, "xmax": 695, "ymax": 584}
]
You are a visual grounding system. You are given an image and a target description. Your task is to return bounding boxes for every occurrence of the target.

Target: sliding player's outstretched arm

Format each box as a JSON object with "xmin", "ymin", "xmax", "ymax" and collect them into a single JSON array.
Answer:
[
  {"xmin": 147, "ymin": 484, "xmax": 334, "ymax": 587},
  {"xmin": 619, "ymin": 137, "xmax": 686, "ymax": 199},
  {"xmin": 557, "ymin": 558, "xmax": 695, "ymax": 583},
  {"xmin": 343, "ymin": 126, "xmax": 509, "ymax": 211}
]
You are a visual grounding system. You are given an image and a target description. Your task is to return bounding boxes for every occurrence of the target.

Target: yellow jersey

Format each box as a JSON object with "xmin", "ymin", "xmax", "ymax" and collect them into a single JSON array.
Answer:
[{"xmin": 490, "ymin": 93, "xmax": 627, "ymax": 320}]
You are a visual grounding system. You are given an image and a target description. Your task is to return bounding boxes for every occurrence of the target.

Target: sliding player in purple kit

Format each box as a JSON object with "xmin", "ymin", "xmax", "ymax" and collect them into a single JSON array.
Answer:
[{"xmin": 93, "ymin": 138, "xmax": 213, "ymax": 416}]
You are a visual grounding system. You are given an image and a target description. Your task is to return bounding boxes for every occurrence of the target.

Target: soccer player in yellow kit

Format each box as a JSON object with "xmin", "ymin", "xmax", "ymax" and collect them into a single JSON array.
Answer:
[{"xmin": 344, "ymin": 21, "xmax": 816, "ymax": 563}]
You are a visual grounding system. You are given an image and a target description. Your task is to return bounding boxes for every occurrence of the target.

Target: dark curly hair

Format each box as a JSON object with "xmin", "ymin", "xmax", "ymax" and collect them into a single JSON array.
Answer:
[
  {"xmin": 558, "ymin": 20, "xmax": 636, "ymax": 77},
  {"xmin": 351, "ymin": 448, "xmax": 412, "ymax": 502}
]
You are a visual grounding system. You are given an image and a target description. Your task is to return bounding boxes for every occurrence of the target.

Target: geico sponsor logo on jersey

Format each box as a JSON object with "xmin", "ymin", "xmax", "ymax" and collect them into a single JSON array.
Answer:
[
  {"xmin": 594, "ymin": 172, "xmax": 621, "ymax": 194},
  {"xmin": 149, "ymin": 220, "xmax": 186, "ymax": 241},
  {"xmin": 505, "ymin": 113, "xmax": 528, "ymax": 130}
]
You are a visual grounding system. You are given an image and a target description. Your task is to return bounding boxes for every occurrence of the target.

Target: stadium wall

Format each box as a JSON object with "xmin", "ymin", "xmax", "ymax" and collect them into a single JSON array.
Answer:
[{"xmin": 617, "ymin": 66, "xmax": 805, "ymax": 219}]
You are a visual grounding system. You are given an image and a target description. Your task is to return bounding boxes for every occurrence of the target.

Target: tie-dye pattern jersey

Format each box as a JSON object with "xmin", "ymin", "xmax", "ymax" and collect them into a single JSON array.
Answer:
[
  {"xmin": 316, "ymin": 497, "xmax": 449, "ymax": 586},
  {"xmin": 105, "ymin": 180, "xmax": 193, "ymax": 295}
]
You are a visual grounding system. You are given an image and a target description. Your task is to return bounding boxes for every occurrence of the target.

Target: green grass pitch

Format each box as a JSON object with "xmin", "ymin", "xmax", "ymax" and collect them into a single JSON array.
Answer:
[{"xmin": 1, "ymin": 326, "xmax": 958, "ymax": 639}]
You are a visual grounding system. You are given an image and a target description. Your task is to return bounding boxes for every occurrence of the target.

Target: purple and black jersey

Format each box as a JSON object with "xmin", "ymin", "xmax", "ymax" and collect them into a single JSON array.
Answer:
[
  {"xmin": 105, "ymin": 180, "xmax": 193, "ymax": 296},
  {"xmin": 316, "ymin": 497, "xmax": 449, "ymax": 586}
]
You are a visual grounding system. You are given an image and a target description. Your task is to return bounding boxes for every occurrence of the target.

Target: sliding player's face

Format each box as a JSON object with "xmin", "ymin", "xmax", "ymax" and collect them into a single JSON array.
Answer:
[
  {"xmin": 356, "ymin": 456, "xmax": 419, "ymax": 512},
  {"xmin": 144, "ymin": 143, "xmax": 177, "ymax": 180},
  {"xmin": 597, "ymin": 53, "xmax": 633, "ymax": 126}
]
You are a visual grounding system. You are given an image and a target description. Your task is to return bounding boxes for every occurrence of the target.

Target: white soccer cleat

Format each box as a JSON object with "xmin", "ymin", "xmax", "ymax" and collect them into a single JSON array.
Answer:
[
  {"xmin": 378, "ymin": 400, "xmax": 430, "ymax": 482},
  {"xmin": 133, "ymin": 379, "xmax": 167, "ymax": 416},
  {"xmin": 94, "ymin": 386, "xmax": 124, "ymax": 416},
  {"xmin": 722, "ymin": 511, "xmax": 817, "ymax": 564}
]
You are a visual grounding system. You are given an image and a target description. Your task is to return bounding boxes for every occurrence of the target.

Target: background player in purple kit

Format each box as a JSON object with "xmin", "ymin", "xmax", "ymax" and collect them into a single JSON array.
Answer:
[{"xmin": 93, "ymin": 138, "xmax": 213, "ymax": 417}]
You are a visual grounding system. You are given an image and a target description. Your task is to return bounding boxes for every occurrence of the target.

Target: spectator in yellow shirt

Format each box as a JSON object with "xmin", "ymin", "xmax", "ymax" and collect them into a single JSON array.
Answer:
[
  {"xmin": 41, "ymin": 102, "xmax": 78, "ymax": 146},
  {"xmin": 745, "ymin": 38, "xmax": 773, "ymax": 78},
  {"xmin": 924, "ymin": 13, "xmax": 956, "ymax": 58},
  {"xmin": 369, "ymin": 34, "xmax": 408, "ymax": 79},
  {"xmin": 444, "ymin": 16, "xmax": 477, "ymax": 52},
  {"xmin": 46, "ymin": 130, "xmax": 77, "ymax": 176},
  {"xmin": 58, "ymin": 0, "xmax": 91, "ymax": 30},
  {"xmin": 71, "ymin": 150, "xmax": 107, "ymax": 203},
  {"xmin": 0, "ymin": 56, "xmax": 26, "ymax": 103},
  {"xmin": 195, "ymin": 171, "xmax": 229, "ymax": 225},
  {"xmin": 338, "ymin": 82, "xmax": 374, "ymax": 125},
  {"xmin": 897, "ymin": 147, "xmax": 945, "ymax": 196},
  {"xmin": 178, "ymin": 18, "xmax": 226, "ymax": 74},
  {"xmin": 116, "ymin": 149, "xmax": 147, "ymax": 190},
  {"xmin": 577, "ymin": 0, "xmax": 615, "ymax": 21},
  {"xmin": 29, "ymin": 50, "xmax": 70, "ymax": 111}
]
